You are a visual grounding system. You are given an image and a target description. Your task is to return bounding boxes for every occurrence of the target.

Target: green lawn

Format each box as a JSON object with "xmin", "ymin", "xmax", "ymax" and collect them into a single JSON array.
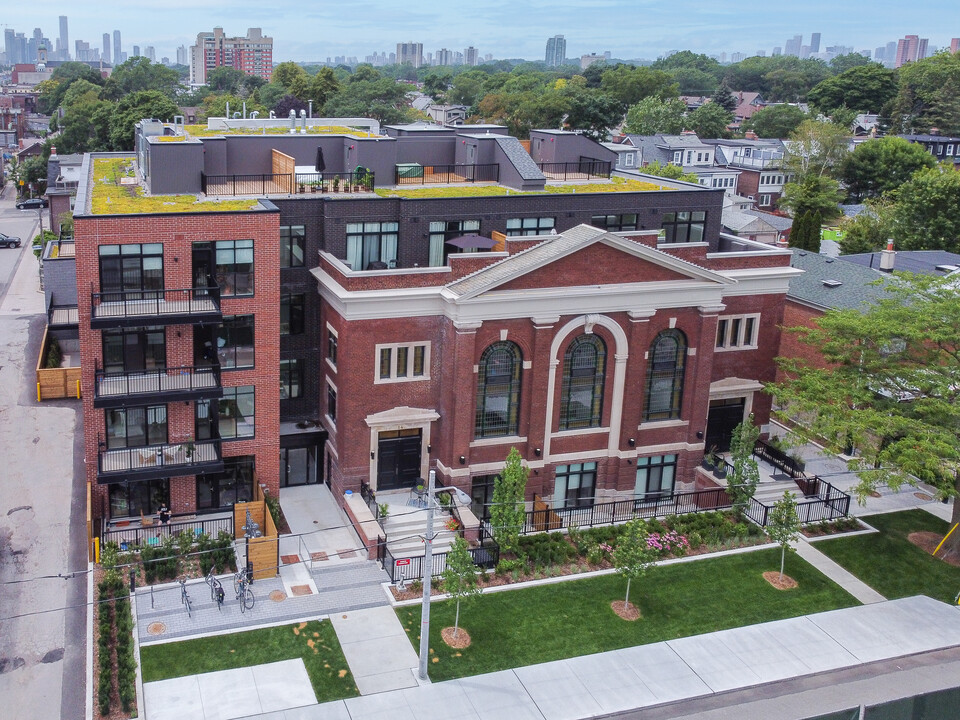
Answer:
[
  {"xmin": 815, "ymin": 509, "xmax": 960, "ymax": 603},
  {"xmin": 140, "ymin": 620, "xmax": 359, "ymax": 702},
  {"xmin": 821, "ymin": 227, "xmax": 845, "ymax": 243},
  {"xmin": 396, "ymin": 548, "xmax": 858, "ymax": 682}
]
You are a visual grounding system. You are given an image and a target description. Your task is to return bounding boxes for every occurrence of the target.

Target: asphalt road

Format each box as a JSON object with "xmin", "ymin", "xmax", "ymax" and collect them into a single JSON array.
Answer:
[{"xmin": 0, "ymin": 182, "xmax": 87, "ymax": 720}]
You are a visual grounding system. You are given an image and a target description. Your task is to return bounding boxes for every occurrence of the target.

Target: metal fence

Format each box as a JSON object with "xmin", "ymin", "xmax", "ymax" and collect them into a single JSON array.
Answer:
[
  {"xmin": 394, "ymin": 163, "xmax": 500, "ymax": 185},
  {"xmin": 295, "ymin": 171, "xmax": 374, "ymax": 193},
  {"xmin": 383, "ymin": 538, "xmax": 500, "ymax": 583},
  {"xmin": 536, "ymin": 160, "xmax": 612, "ymax": 181},
  {"xmin": 201, "ymin": 173, "xmax": 294, "ymax": 196},
  {"xmin": 102, "ymin": 513, "xmax": 234, "ymax": 549},
  {"xmin": 360, "ymin": 480, "xmax": 381, "ymax": 522},
  {"xmin": 795, "ymin": 481, "xmax": 851, "ymax": 524}
]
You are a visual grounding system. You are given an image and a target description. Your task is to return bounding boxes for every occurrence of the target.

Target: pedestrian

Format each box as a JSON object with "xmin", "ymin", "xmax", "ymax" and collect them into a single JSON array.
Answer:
[{"xmin": 158, "ymin": 504, "xmax": 171, "ymax": 525}]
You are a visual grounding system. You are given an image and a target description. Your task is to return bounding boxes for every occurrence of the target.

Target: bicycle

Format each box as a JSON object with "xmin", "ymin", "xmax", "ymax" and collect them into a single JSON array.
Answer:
[
  {"xmin": 235, "ymin": 573, "xmax": 255, "ymax": 613},
  {"xmin": 206, "ymin": 567, "xmax": 224, "ymax": 612},
  {"xmin": 179, "ymin": 578, "xmax": 192, "ymax": 618}
]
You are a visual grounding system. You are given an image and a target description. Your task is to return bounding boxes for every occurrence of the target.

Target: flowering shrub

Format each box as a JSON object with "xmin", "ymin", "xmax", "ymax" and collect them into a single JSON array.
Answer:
[
  {"xmin": 646, "ymin": 530, "xmax": 689, "ymax": 558},
  {"xmin": 586, "ymin": 542, "xmax": 614, "ymax": 565},
  {"xmin": 445, "ymin": 517, "xmax": 461, "ymax": 532}
]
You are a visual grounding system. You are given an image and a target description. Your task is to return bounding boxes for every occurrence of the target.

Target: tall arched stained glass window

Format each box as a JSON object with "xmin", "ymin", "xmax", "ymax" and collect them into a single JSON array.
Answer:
[
  {"xmin": 474, "ymin": 342, "xmax": 522, "ymax": 438},
  {"xmin": 559, "ymin": 335, "xmax": 606, "ymax": 430},
  {"xmin": 644, "ymin": 330, "xmax": 687, "ymax": 421}
]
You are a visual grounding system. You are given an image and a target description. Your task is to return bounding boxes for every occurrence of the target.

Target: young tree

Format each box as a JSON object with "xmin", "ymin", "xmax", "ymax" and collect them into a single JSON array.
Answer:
[
  {"xmin": 490, "ymin": 447, "xmax": 528, "ymax": 557},
  {"xmin": 774, "ymin": 273, "xmax": 960, "ymax": 557},
  {"xmin": 442, "ymin": 536, "xmax": 481, "ymax": 638},
  {"xmin": 788, "ymin": 211, "xmax": 811, "ymax": 250},
  {"xmin": 780, "ymin": 175, "xmax": 843, "ymax": 220},
  {"xmin": 611, "ymin": 518, "xmax": 657, "ymax": 611},
  {"xmin": 767, "ymin": 491, "xmax": 801, "ymax": 581},
  {"xmin": 836, "ymin": 203, "xmax": 894, "ymax": 255},
  {"xmin": 727, "ymin": 415, "xmax": 761, "ymax": 521},
  {"xmin": 711, "ymin": 82, "xmax": 738, "ymax": 113}
]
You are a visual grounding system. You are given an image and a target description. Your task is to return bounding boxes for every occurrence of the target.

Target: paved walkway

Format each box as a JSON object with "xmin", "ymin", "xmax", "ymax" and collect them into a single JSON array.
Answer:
[
  {"xmin": 137, "ymin": 560, "xmax": 390, "ymax": 644},
  {"xmin": 792, "ymin": 537, "xmax": 887, "ymax": 605},
  {"xmin": 330, "ymin": 606, "xmax": 420, "ymax": 695},
  {"xmin": 222, "ymin": 596, "xmax": 960, "ymax": 720}
]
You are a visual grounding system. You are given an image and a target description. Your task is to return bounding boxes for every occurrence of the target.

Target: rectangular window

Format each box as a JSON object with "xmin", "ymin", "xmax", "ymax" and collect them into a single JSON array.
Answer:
[
  {"xmin": 197, "ymin": 386, "xmax": 255, "ymax": 440},
  {"xmin": 553, "ymin": 462, "xmax": 596, "ymax": 509},
  {"xmin": 216, "ymin": 315, "xmax": 255, "ymax": 369},
  {"xmin": 196, "ymin": 456, "xmax": 254, "ymax": 510},
  {"xmin": 375, "ymin": 342, "xmax": 430, "ymax": 382},
  {"xmin": 590, "ymin": 214, "xmax": 638, "ymax": 232},
  {"xmin": 327, "ymin": 326, "xmax": 338, "ymax": 367},
  {"xmin": 635, "ymin": 454, "xmax": 678, "ymax": 502},
  {"xmin": 759, "ymin": 194, "xmax": 772, "ymax": 207},
  {"xmin": 109, "ymin": 479, "xmax": 169, "ymax": 519},
  {"xmin": 280, "ymin": 225, "xmax": 306, "ymax": 268},
  {"xmin": 672, "ymin": 151, "xmax": 682, "ymax": 164},
  {"xmin": 280, "ymin": 294, "xmax": 304, "ymax": 336},
  {"xmin": 624, "ymin": 153, "xmax": 635, "ymax": 167},
  {"xmin": 98, "ymin": 243, "xmax": 163, "ymax": 297},
  {"xmin": 715, "ymin": 313, "xmax": 760, "ymax": 350},
  {"xmin": 327, "ymin": 382, "xmax": 337, "ymax": 423},
  {"xmin": 102, "ymin": 326, "xmax": 166, "ymax": 374},
  {"xmin": 345, "ymin": 222, "xmax": 399, "ymax": 270},
  {"xmin": 505, "ymin": 217, "xmax": 555, "ymax": 236},
  {"xmin": 661, "ymin": 211, "xmax": 706, "ymax": 244},
  {"xmin": 214, "ymin": 240, "xmax": 254, "ymax": 296},
  {"xmin": 429, "ymin": 220, "xmax": 480, "ymax": 266},
  {"xmin": 280, "ymin": 359, "xmax": 303, "ymax": 399},
  {"xmin": 105, "ymin": 405, "xmax": 167, "ymax": 449}
]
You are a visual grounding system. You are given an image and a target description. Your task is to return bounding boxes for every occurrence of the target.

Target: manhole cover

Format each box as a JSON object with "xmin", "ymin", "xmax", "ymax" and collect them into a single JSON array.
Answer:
[
  {"xmin": 147, "ymin": 622, "xmax": 166, "ymax": 636},
  {"xmin": 269, "ymin": 590, "xmax": 287, "ymax": 602}
]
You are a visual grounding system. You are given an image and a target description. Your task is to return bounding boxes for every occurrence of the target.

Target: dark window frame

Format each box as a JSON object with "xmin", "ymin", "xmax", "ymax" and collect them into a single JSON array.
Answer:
[
  {"xmin": 345, "ymin": 221, "xmax": 399, "ymax": 270},
  {"xmin": 590, "ymin": 214, "xmax": 638, "ymax": 232},
  {"xmin": 196, "ymin": 456, "xmax": 254, "ymax": 511},
  {"xmin": 105, "ymin": 404, "xmax": 168, "ymax": 449},
  {"xmin": 505, "ymin": 217, "xmax": 555, "ymax": 236},
  {"xmin": 327, "ymin": 383, "xmax": 337, "ymax": 423},
  {"xmin": 554, "ymin": 462, "xmax": 597, "ymax": 509},
  {"xmin": 280, "ymin": 294, "xmax": 305, "ymax": 336},
  {"xmin": 216, "ymin": 315, "xmax": 255, "ymax": 370},
  {"xmin": 661, "ymin": 211, "xmax": 706, "ymax": 244},
  {"xmin": 97, "ymin": 243, "xmax": 164, "ymax": 297},
  {"xmin": 644, "ymin": 330, "xmax": 687, "ymax": 421},
  {"xmin": 280, "ymin": 225, "xmax": 306, "ymax": 268},
  {"xmin": 474, "ymin": 341, "xmax": 523, "ymax": 438},
  {"xmin": 635, "ymin": 454, "xmax": 678, "ymax": 502},
  {"xmin": 280, "ymin": 359, "xmax": 303, "ymax": 400},
  {"xmin": 102, "ymin": 326, "xmax": 166, "ymax": 374},
  {"xmin": 559, "ymin": 334, "xmax": 606, "ymax": 430},
  {"xmin": 214, "ymin": 239, "xmax": 254, "ymax": 297}
]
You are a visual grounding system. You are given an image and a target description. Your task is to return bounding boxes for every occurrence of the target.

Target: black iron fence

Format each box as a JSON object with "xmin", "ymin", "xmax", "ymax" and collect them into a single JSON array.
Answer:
[
  {"xmin": 360, "ymin": 480, "xmax": 380, "ymax": 522},
  {"xmin": 753, "ymin": 439, "xmax": 806, "ymax": 477},
  {"xmin": 101, "ymin": 512, "xmax": 233, "ymax": 549},
  {"xmin": 795, "ymin": 481, "xmax": 851, "ymax": 524},
  {"xmin": 91, "ymin": 284, "xmax": 221, "ymax": 322},
  {"xmin": 383, "ymin": 538, "xmax": 500, "ymax": 583},
  {"xmin": 94, "ymin": 363, "xmax": 221, "ymax": 402},
  {"xmin": 536, "ymin": 160, "xmax": 612, "ymax": 180},
  {"xmin": 295, "ymin": 171, "xmax": 374, "ymax": 193},
  {"xmin": 395, "ymin": 163, "xmax": 500, "ymax": 185},
  {"xmin": 200, "ymin": 172, "xmax": 294, "ymax": 196}
]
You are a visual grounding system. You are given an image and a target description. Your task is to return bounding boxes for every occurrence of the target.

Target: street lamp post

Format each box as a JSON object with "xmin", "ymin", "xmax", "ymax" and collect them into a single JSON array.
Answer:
[{"xmin": 418, "ymin": 469, "xmax": 436, "ymax": 681}]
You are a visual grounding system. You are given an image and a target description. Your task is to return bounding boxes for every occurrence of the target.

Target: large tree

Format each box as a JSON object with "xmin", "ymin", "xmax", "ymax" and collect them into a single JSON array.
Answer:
[
  {"xmin": 779, "ymin": 175, "xmax": 843, "ymax": 220},
  {"xmin": 599, "ymin": 65, "xmax": 678, "ymax": 107},
  {"xmin": 807, "ymin": 64, "xmax": 898, "ymax": 117},
  {"xmin": 742, "ymin": 104, "xmax": 807, "ymax": 139},
  {"xmin": 103, "ymin": 57, "xmax": 180, "ymax": 100},
  {"xmin": 36, "ymin": 62, "xmax": 105, "ymax": 114},
  {"xmin": 109, "ymin": 91, "xmax": 179, "ymax": 150},
  {"xmin": 786, "ymin": 119, "xmax": 851, "ymax": 179},
  {"xmin": 890, "ymin": 165, "xmax": 960, "ymax": 252},
  {"xmin": 774, "ymin": 272, "xmax": 960, "ymax": 557},
  {"xmin": 838, "ymin": 136, "xmax": 937, "ymax": 202},
  {"xmin": 623, "ymin": 96, "xmax": 686, "ymax": 135},
  {"xmin": 890, "ymin": 51, "xmax": 960, "ymax": 135},
  {"xmin": 685, "ymin": 102, "xmax": 732, "ymax": 139}
]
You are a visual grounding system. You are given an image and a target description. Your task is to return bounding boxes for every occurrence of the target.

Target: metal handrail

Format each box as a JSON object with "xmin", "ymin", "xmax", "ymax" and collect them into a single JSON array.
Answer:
[
  {"xmin": 536, "ymin": 160, "xmax": 612, "ymax": 180},
  {"xmin": 395, "ymin": 163, "xmax": 500, "ymax": 185},
  {"xmin": 94, "ymin": 362, "xmax": 222, "ymax": 400},
  {"xmin": 91, "ymin": 283, "xmax": 221, "ymax": 321},
  {"xmin": 97, "ymin": 434, "xmax": 222, "ymax": 477}
]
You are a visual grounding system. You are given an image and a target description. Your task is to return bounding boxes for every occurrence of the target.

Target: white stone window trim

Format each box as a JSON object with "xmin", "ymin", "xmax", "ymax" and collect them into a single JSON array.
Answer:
[
  {"xmin": 715, "ymin": 313, "xmax": 761, "ymax": 351},
  {"xmin": 326, "ymin": 322, "xmax": 338, "ymax": 373},
  {"xmin": 374, "ymin": 342, "xmax": 432, "ymax": 383}
]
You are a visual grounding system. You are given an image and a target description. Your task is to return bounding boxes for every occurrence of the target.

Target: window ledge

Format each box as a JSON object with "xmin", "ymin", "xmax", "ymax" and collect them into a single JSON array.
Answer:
[
  {"xmin": 552, "ymin": 426, "xmax": 609, "ymax": 438},
  {"xmin": 469, "ymin": 435, "xmax": 527, "ymax": 448},
  {"xmin": 638, "ymin": 419, "xmax": 688, "ymax": 430}
]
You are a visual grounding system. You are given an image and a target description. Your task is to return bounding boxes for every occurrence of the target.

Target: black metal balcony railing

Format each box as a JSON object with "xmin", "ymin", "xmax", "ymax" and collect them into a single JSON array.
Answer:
[
  {"xmin": 395, "ymin": 164, "xmax": 500, "ymax": 185},
  {"xmin": 295, "ymin": 171, "xmax": 375, "ymax": 193},
  {"xmin": 537, "ymin": 160, "xmax": 612, "ymax": 181},
  {"xmin": 97, "ymin": 435, "xmax": 223, "ymax": 483},
  {"xmin": 90, "ymin": 284, "xmax": 221, "ymax": 328},
  {"xmin": 201, "ymin": 172, "xmax": 294, "ymax": 196},
  {"xmin": 94, "ymin": 363, "xmax": 222, "ymax": 408}
]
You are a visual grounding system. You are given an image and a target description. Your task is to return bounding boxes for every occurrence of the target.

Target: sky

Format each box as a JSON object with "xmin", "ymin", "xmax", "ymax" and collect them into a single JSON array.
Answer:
[{"xmin": 6, "ymin": 2, "xmax": 960, "ymax": 64}]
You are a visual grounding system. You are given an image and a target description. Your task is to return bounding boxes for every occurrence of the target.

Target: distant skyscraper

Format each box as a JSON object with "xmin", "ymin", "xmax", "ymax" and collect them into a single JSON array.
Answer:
[
  {"xmin": 102, "ymin": 33, "xmax": 111, "ymax": 64},
  {"xmin": 190, "ymin": 28, "xmax": 274, "ymax": 84},
  {"xmin": 810, "ymin": 33, "xmax": 821, "ymax": 54},
  {"xmin": 396, "ymin": 41, "xmax": 423, "ymax": 68},
  {"xmin": 784, "ymin": 34, "xmax": 802, "ymax": 56},
  {"xmin": 545, "ymin": 35, "xmax": 566, "ymax": 67},
  {"xmin": 4, "ymin": 29, "xmax": 16, "ymax": 65},
  {"xmin": 113, "ymin": 30, "xmax": 122, "ymax": 65},
  {"xmin": 894, "ymin": 35, "xmax": 926, "ymax": 67},
  {"xmin": 952, "ymin": 39, "xmax": 960, "ymax": 54},
  {"xmin": 176, "ymin": 45, "xmax": 188, "ymax": 65},
  {"xmin": 772, "ymin": 46, "xmax": 782, "ymax": 56},
  {"xmin": 464, "ymin": 46, "xmax": 478, "ymax": 66},
  {"xmin": 133, "ymin": 45, "xmax": 140, "ymax": 58},
  {"xmin": 917, "ymin": 38, "xmax": 929, "ymax": 60},
  {"xmin": 59, "ymin": 16, "xmax": 69, "ymax": 60},
  {"xmin": 145, "ymin": 46, "xmax": 156, "ymax": 62},
  {"xmin": 436, "ymin": 48, "xmax": 453, "ymax": 66}
]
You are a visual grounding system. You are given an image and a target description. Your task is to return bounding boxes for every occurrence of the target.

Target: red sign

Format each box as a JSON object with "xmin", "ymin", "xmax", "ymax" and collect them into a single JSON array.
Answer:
[{"xmin": 395, "ymin": 558, "xmax": 411, "ymax": 567}]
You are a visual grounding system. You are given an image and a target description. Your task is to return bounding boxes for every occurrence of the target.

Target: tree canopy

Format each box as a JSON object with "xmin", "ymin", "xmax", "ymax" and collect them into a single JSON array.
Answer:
[
  {"xmin": 774, "ymin": 272, "xmax": 960, "ymax": 555},
  {"xmin": 742, "ymin": 104, "xmax": 807, "ymax": 138},
  {"xmin": 779, "ymin": 175, "xmax": 843, "ymax": 219},
  {"xmin": 890, "ymin": 51, "xmax": 960, "ymax": 135},
  {"xmin": 839, "ymin": 136, "xmax": 937, "ymax": 202},
  {"xmin": 807, "ymin": 64, "xmax": 898, "ymax": 117},
  {"xmin": 686, "ymin": 102, "xmax": 732, "ymax": 139},
  {"xmin": 623, "ymin": 96, "xmax": 686, "ymax": 135},
  {"xmin": 890, "ymin": 165, "xmax": 960, "ymax": 253},
  {"xmin": 103, "ymin": 57, "xmax": 180, "ymax": 100}
]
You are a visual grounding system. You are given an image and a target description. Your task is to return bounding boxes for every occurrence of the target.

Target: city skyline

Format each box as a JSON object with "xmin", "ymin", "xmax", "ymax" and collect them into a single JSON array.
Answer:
[{"xmin": 3, "ymin": 3, "xmax": 959, "ymax": 64}]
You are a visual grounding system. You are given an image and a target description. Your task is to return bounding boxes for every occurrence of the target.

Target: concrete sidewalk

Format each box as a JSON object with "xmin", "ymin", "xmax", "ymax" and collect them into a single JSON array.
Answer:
[
  {"xmin": 224, "ymin": 596, "xmax": 960, "ymax": 720},
  {"xmin": 792, "ymin": 537, "xmax": 886, "ymax": 604}
]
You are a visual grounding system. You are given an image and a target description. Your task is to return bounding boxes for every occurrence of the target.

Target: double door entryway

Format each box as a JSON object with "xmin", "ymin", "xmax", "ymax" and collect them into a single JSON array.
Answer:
[{"xmin": 376, "ymin": 429, "xmax": 422, "ymax": 491}]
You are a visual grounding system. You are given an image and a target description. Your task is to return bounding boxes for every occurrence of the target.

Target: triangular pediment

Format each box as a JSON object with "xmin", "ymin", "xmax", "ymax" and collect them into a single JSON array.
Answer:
[{"xmin": 445, "ymin": 224, "xmax": 732, "ymax": 300}]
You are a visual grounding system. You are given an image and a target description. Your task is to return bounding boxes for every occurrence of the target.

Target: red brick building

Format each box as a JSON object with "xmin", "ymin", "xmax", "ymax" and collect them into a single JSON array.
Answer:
[
  {"xmin": 315, "ymin": 224, "xmax": 797, "ymax": 512},
  {"xmin": 74, "ymin": 154, "xmax": 280, "ymax": 522}
]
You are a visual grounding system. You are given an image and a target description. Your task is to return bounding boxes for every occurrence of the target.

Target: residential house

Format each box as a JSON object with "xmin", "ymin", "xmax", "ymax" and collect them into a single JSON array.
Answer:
[
  {"xmin": 898, "ymin": 132, "xmax": 960, "ymax": 168},
  {"xmin": 721, "ymin": 194, "xmax": 792, "ymax": 245},
  {"xmin": 623, "ymin": 133, "xmax": 740, "ymax": 192},
  {"xmin": 706, "ymin": 138, "xmax": 791, "ymax": 210}
]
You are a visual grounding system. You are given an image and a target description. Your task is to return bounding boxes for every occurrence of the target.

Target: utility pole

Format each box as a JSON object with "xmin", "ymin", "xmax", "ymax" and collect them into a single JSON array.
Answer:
[{"xmin": 417, "ymin": 469, "xmax": 436, "ymax": 681}]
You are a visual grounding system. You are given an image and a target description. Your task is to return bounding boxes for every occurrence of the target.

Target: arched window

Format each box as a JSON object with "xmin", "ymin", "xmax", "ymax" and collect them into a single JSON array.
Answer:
[
  {"xmin": 644, "ymin": 330, "xmax": 687, "ymax": 421},
  {"xmin": 560, "ymin": 334, "xmax": 606, "ymax": 430},
  {"xmin": 474, "ymin": 342, "xmax": 522, "ymax": 438}
]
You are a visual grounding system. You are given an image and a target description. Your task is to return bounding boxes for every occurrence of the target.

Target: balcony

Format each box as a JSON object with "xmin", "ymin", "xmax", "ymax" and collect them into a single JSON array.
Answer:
[
  {"xmin": 97, "ymin": 436, "xmax": 224, "ymax": 483},
  {"xmin": 726, "ymin": 155, "xmax": 784, "ymax": 170},
  {"xmin": 90, "ymin": 285, "xmax": 222, "ymax": 329},
  {"xmin": 394, "ymin": 163, "xmax": 500, "ymax": 185},
  {"xmin": 94, "ymin": 363, "xmax": 222, "ymax": 408}
]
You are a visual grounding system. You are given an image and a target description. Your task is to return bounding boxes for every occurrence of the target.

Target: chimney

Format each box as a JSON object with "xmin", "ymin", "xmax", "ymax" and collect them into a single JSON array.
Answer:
[
  {"xmin": 879, "ymin": 239, "xmax": 896, "ymax": 272},
  {"xmin": 50, "ymin": 145, "xmax": 57, "ymax": 156},
  {"xmin": 745, "ymin": 131, "xmax": 758, "ymax": 140},
  {"xmin": 930, "ymin": 127, "xmax": 941, "ymax": 136}
]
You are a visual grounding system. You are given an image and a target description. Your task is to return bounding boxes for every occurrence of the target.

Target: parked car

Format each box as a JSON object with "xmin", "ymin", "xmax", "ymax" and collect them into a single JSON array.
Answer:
[
  {"xmin": 0, "ymin": 232, "xmax": 22, "ymax": 248},
  {"xmin": 16, "ymin": 197, "xmax": 48, "ymax": 209}
]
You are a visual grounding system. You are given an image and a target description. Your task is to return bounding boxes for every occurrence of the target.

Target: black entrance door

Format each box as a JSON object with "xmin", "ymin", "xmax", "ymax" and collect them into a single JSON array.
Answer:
[
  {"xmin": 377, "ymin": 429, "xmax": 422, "ymax": 491},
  {"xmin": 280, "ymin": 446, "xmax": 318, "ymax": 487},
  {"xmin": 705, "ymin": 398, "xmax": 746, "ymax": 453}
]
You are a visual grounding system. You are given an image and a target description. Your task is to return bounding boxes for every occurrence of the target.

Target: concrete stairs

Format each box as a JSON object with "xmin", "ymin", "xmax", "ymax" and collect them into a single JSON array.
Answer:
[{"xmin": 382, "ymin": 506, "xmax": 458, "ymax": 559}]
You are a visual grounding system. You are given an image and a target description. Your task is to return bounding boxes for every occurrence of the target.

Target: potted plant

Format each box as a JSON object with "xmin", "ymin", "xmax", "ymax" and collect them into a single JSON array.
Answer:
[
  {"xmin": 437, "ymin": 492, "xmax": 451, "ymax": 508},
  {"xmin": 445, "ymin": 517, "xmax": 460, "ymax": 532},
  {"xmin": 321, "ymin": 180, "xmax": 328, "ymax": 193},
  {"xmin": 712, "ymin": 451, "xmax": 727, "ymax": 479},
  {"xmin": 184, "ymin": 439, "xmax": 195, "ymax": 459},
  {"xmin": 298, "ymin": 182, "xmax": 305, "ymax": 193},
  {"xmin": 332, "ymin": 176, "xmax": 340, "ymax": 192},
  {"xmin": 378, "ymin": 502, "xmax": 389, "ymax": 519},
  {"xmin": 701, "ymin": 452, "xmax": 715, "ymax": 471}
]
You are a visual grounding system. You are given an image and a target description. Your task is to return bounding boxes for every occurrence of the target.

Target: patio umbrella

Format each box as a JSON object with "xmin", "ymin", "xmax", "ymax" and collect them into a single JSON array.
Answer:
[
  {"xmin": 315, "ymin": 147, "xmax": 326, "ymax": 172},
  {"xmin": 446, "ymin": 234, "xmax": 497, "ymax": 250}
]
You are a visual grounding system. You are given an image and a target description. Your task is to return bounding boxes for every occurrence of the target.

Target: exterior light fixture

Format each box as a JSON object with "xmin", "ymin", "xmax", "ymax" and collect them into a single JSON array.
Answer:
[
  {"xmin": 459, "ymin": 455, "xmax": 466, "ymax": 465},
  {"xmin": 628, "ymin": 438, "xmax": 635, "ymax": 447}
]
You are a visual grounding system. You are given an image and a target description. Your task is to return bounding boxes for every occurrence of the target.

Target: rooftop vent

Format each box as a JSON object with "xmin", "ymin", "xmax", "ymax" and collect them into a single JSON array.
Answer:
[
  {"xmin": 822, "ymin": 279, "xmax": 843, "ymax": 288},
  {"xmin": 935, "ymin": 264, "xmax": 960, "ymax": 273}
]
